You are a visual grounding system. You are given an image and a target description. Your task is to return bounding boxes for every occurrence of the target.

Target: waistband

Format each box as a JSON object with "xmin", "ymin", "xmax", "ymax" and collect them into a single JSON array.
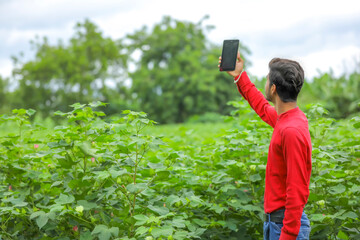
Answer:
[{"xmin": 264, "ymin": 208, "xmax": 285, "ymax": 223}]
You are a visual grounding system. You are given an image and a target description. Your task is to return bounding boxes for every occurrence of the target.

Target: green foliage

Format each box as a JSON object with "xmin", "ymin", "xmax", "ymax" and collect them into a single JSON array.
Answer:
[
  {"xmin": 186, "ymin": 112, "xmax": 224, "ymax": 124},
  {"xmin": 9, "ymin": 19, "xmax": 129, "ymax": 117},
  {"xmin": 0, "ymin": 76, "xmax": 9, "ymax": 110},
  {"xmin": 1, "ymin": 17, "xmax": 359, "ymax": 123},
  {"xmin": 1, "ymin": 101, "xmax": 359, "ymax": 239},
  {"xmin": 127, "ymin": 16, "xmax": 251, "ymax": 123},
  {"xmin": 303, "ymin": 103, "xmax": 360, "ymax": 239},
  {"xmin": 302, "ymin": 72, "xmax": 360, "ymax": 118}
]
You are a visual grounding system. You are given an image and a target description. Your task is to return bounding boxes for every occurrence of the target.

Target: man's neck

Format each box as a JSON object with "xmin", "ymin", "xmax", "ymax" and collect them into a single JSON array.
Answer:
[{"xmin": 274, "ymin": 101, "xmax": 298, "ymax": 115}]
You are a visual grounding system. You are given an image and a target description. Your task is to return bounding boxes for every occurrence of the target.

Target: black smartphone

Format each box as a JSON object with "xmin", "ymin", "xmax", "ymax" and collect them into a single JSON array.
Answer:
[{"xmin": 219, "ymin": 39, "xmax": 239, "ymax": 71}]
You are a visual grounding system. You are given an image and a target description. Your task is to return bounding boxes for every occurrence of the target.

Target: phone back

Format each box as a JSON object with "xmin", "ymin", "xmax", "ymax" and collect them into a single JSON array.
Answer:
[{"xmin": 220, "ymin": 40, "xmax": 239, "ymax": 71}]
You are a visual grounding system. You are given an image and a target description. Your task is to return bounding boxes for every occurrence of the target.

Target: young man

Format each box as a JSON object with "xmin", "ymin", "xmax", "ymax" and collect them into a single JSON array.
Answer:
[{"xmin": 218, "ymin": 53, "xmax": 312, "ymax": 239}]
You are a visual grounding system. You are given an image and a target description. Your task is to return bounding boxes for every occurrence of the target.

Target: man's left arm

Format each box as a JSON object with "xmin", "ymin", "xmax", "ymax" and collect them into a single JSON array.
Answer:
[{"xmin": 280, "ymin": 127, "xmax": 311, "ymax": 240}]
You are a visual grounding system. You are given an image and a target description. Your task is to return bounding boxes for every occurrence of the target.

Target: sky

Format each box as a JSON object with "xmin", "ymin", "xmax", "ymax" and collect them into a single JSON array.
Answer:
[{"xmin": 1, "ymin": 0, "xmax": 360, "ymax": 80}]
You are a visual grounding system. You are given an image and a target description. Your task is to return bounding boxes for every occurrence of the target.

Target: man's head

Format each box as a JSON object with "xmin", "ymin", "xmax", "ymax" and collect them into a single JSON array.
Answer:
[{"xmin": 265, "ymin": 58, "xmax": 304, "ymax": 103}]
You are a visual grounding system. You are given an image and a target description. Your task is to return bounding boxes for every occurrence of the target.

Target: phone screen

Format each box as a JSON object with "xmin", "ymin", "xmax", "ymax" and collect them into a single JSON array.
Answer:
[{"xmin": 220, "ymin": 40, "xmax": 239, "ymax": 71}]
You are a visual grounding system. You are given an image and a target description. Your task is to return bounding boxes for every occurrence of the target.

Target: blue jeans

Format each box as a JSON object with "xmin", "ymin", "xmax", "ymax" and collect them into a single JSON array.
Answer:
[{"xmin": 263, "ymin": 211, "xmax": 311, "ymax": 240}]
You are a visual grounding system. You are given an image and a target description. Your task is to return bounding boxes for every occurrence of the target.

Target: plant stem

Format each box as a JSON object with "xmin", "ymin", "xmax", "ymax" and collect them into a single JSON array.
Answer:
[
  {"xmin": 83, "ymin": 156, "xmax": 87, "ymax": 174},
  {"xmin": 68, "ymin": 213, "xmax": 94, "ymax": 228}
]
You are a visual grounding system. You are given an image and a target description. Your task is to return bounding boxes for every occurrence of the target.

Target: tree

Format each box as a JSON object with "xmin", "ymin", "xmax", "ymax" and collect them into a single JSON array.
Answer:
[
  {"xmin": 0, "ymin": 75, "xmax": 9, "ymax": 112},
  {"xmin": 127, "ymin": 16, "xmax": 251, "ymax": 123},
  {"xmin": 306, "ymin": 72, "xmax": 360, "ymax": 118},
  {"xmin": 11, "ymin": 19, "xmax": 128, "ymax": 116}
]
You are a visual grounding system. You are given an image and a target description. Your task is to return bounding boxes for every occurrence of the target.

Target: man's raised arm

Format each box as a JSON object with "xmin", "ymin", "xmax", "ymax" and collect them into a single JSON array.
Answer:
[{"xmin": 219, "ymin": 52, "xmax": 278, "ymax": 128}]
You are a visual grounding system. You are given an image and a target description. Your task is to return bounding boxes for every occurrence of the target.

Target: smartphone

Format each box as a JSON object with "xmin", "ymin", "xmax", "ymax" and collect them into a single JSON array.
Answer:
[{"xmin": 219, "ymin": 39, "xmax": 239, "ymax": 71}]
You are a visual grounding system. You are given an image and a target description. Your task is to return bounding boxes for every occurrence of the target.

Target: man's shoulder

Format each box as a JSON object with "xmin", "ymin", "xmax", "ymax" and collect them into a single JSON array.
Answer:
[
  {"xmin": 281, "ymin": 111, "xmax": 309, "ymax": 129},
  {"xmin": 280, "ymin": 123, "xmax": 311, "ymax": 145},
  {"xmin": 281, "ymin": 126, "xmax": 302, "ymax": 137}
]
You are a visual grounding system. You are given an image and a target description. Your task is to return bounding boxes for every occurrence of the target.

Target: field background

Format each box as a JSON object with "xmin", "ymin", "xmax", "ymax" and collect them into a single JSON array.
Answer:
[
  {"xmin": 0, "ymin": 101, "xmax": 359, "ymax": 240},
  {"xmin": 0, "ymin": 14, "xmax": 359, "ymax": 240}
]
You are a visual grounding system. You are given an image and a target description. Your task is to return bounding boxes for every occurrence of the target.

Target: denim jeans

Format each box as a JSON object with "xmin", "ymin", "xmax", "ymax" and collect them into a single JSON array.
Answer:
[{"xmin": 263, "ymin": 211, "xmax": 311, "ymax": 240}]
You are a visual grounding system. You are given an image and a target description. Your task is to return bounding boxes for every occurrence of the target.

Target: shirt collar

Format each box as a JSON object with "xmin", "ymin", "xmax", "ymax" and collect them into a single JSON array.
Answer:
[{"xmin": 277, "ymin": 106, "xmax": 299, "ymax": 120}]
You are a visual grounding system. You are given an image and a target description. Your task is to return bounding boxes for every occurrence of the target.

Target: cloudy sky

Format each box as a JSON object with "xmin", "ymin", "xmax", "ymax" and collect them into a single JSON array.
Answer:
[{"xmin": 1, "ymin": 0, "xmax": 360, "ymax": 80}]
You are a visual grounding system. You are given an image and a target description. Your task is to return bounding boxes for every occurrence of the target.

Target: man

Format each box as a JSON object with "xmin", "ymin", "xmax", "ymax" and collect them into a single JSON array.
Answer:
[{"xmin": 218, "ymin": 53, "xmax": 312, "ymax": 239}]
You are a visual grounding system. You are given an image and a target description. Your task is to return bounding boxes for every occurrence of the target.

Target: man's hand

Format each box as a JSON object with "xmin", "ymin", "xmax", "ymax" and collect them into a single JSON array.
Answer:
[{"xmin": 218, "ymin": 52, "xmax": 244, "ymax": 78}]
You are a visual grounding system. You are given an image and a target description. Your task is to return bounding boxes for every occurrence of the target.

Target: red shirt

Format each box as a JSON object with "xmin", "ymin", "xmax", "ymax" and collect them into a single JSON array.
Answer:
[{"xmin": 234, "ymin": 71, "xmax": 312, "ymax": 239}]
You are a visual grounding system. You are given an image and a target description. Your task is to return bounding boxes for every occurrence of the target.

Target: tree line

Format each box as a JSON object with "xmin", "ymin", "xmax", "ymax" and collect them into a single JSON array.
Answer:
[{"xmin": 0, "ymin": 16, "xmax": 359, "ymax": 123}]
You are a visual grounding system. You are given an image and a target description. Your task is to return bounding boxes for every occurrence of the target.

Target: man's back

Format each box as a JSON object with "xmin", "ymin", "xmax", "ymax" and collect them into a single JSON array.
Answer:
[{"xmin": 265, "ymin": 107, "xmax": 312, "ymax": 237}]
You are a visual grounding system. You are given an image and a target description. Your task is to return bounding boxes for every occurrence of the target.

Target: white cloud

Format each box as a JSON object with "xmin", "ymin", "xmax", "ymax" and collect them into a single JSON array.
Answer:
[
  {"xmin": 0, "ymin": 59, "xmax": 13, "ymax": 79},
  {"xmin": 301, "ymin": 45, "xmax": 360, "ymax": 79},
  {"xmin": 246, "ymin": 46, "xmax": 360, "ymax": 80},
  {"xmin": 0, "ymin": 0, "xmax": 360, "ymax": 79},
  {"xmin": 0, "ymin": 0, "xmax": 137, "ymax": 29}
]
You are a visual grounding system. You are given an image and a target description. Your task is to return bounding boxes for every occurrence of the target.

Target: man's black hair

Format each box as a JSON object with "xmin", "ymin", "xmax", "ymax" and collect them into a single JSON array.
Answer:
[{"xmin": 268, "ymin": 58, "xmax": 304, "ymax": 102}]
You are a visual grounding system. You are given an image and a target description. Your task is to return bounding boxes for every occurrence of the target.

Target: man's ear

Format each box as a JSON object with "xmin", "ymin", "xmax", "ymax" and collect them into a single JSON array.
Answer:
[{"xmin": 271, "ymin": 84, "xmax": 276, "ymax": 95}]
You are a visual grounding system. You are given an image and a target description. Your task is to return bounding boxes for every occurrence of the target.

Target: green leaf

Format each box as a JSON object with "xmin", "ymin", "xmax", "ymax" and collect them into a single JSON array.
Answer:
[
  {"xmin": 135, "ymin": 226, "xmax": 149, "ymax": 236},
  {"xmin": 91, "ymin": 225, "xmax": 119, "ymax": 240},
  {"xmin": 155, "ymin": 170, "xmax": 170, "ymax": 180},
  {"xmin": 54, "ymin": 194, "xmax": 75, "ymax": 205},
  {"xmin": 148, "ymin": 162, "xmax": 165, "ymax": 169},
  {"xmin": 94, "ymin": 171, "xmax": 110, "ymax": 180},
  {"xmin": 242, "ymin": 205, "xmax": 263, "ymax": 212},
  {"xmin": 192, "ymin": 228, "xmax": 206, "ymax": 237},
  {"xmin": 172, "ymin": 217, "xmax": 186, "ymax": 228},
  {"xmin": 77, "ymin": 200, "xmax": 97, "ymax": 210},
  {"xmin": 337, "ymin": 230, "xmax": 348, "ymax": 240},
  {"xmin": 352, "ymin": 117, "xmax": 360, "ymax": 128},
  {"xmin": 109, "ymin": 168, "xmax": 127, "ymax": 178},
  {"xmin": 210, "ymin": 204, "xmax": 226, "ymax": 214},
  {"xmin": 349, "ymin": 185, "xmax": 360, "ymax": 193},
  {"xmin": 70, "ymin": 103, "xmax": 86, "ymax": 110},
  {"xmin": 36, "ymin": 213, "xmax": 49, "ymax": 229},
  {"xmin": 140, "ymin": 119, "xmax": 150, "ymax": 124},
  {"xmin": 8, "ymin": 197, "xmax": 28, "ymax": 207},
  {"xmin": 134, "ymin": 214, "xmax": 149, "ymax": 226},
  {"xmin": 89, "ymin": 101, "xmax": 108, "ymax": 108},
  {"xmin": 192, "ymin": 218, "xmax": 208, "ymax": 227},
  {"xmin": 57, "ymin": 153, "xmax": 77, "ymax": 169},
  {"xmin": 220, "ymin": 184, "xmax": 236, "ymax": 192},
  {"xmin": 12, "ymin": 108, "xmax": 27, "ymax": 115},
  {"xmin": 26, "ymin": 109, "xmax": 36, "ymax": 116},
  {"xmin": 30, "ymin": 211, "xmax": 48, "ymax": 229},
  {"xmin": 189, "ymin": 195, "xmax": 204, "ymax": 207},
  {"xmin": 151, "ymin": 226, "xmax": 174, "ymax": 238},
  {"xmin": 148, "ymin": 205, "xmax": 169, "ymax": 215},
  {"xmin": 249, "ymin": 174, "xmax": 262, "ymax": 182},
  {"xmin": 80, "ymin": 231, "xmax": 93, "ymax": 240},
  {"xmin": 310, "ymin": 214, "xmax": 326, "ymax": 222},
  {"xmin": 30, "ymin": 211, "xmax": 45, "ymax": 220},
  {"xmin": 329, "ymin": 184, "xmax": 346, "ymax": 195},
  {"xmin": 173, "ymin": 230, "xmax": 189, "ymax": 239},
  {"xmin": 341, "ymin": 211, "xmax": 358, "ymax": 219},
  {"xmin": 212, "ymin": 173, "xmax": 233, "ymax": 184},
  {"xmin": 51, "ymin": 181, "xmax": 63, "ymax": 188},
  {"xmin": 126, "ymin": 183, "xmax": 147, "ymax": 194},
  {"xmin": 54, "ymin": 110, "xmax": 68, "ymax": 116},
  {"xmin": 49, "ymin": 204, "xmax": 64, "ymax": 213},
  {"xmin": 78, "ymin": 141, "xmax": 97, "ymax": 157},
  {"xmin": 166, "ymin": 195, "xmax": 181, "ymax": 206}
]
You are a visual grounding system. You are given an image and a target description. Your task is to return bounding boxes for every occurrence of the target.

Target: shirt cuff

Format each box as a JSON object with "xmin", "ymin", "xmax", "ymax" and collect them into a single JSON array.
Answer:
[
  {"xmin": 234, "ymin": 70, "xmax": 245, "ymax": 83},
  {"xmin": 279, "ymin": 230, "xmax": 298, "ymax": 240}
]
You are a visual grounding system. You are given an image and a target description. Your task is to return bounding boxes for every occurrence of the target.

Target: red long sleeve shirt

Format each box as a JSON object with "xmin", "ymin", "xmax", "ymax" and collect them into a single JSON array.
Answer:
[{"xmin": 234, "ymin": 71, "xmax": 312, "ymax": 239}]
